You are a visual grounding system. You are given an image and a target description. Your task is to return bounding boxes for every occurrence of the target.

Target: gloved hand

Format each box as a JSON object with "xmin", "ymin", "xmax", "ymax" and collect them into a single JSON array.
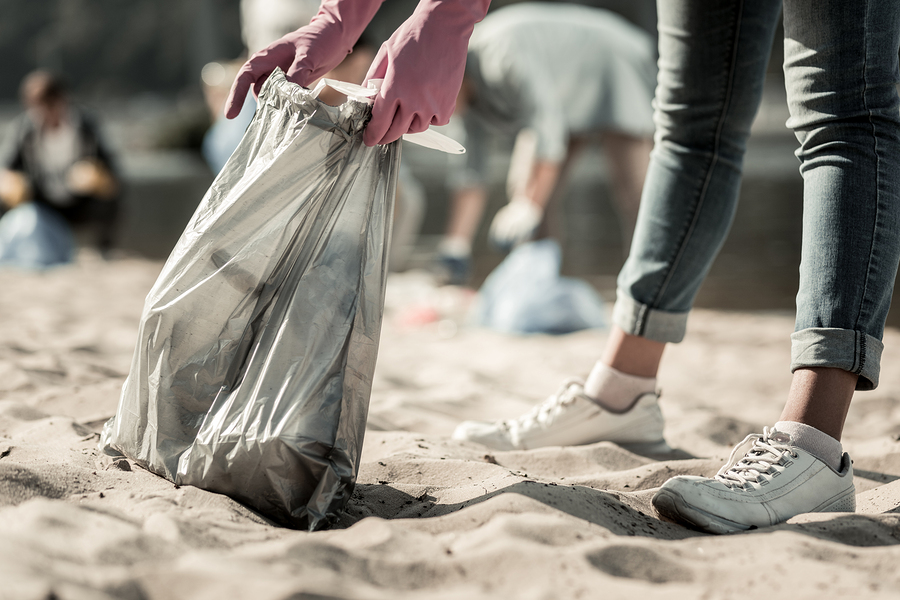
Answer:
[
  {"xmin": 488, "ymin": 196, "xmax": 543, "ymax": 252},
  {"xmin": 363, "ymin": 0, "xmax": 490, "ymax": 146},
  {"xmin": 224, "ymin": 0, "xmax": 384, "ymax": 119}
]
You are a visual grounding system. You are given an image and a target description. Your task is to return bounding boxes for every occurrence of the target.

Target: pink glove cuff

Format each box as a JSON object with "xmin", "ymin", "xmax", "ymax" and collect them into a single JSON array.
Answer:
[
  {"xmin": 362, "ymin": 0, "xmax": 491, "ymax": 146},
  {"xmin": 225, "ymin": 0, "xmax": 384, "ymax": 119},
  {"xmin": 306, "ymin": 0, "xmax": 384, "ymax": 62}
]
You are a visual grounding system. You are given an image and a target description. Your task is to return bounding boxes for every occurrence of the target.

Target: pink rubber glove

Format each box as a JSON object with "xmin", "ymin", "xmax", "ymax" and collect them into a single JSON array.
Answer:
[
  {"xmin": 363, "ymin": 0, "xmax": 491, "ymax": 146},
  {"xmin": 224, "ymin": 0, "xmax": 384, "ymax": 119}
]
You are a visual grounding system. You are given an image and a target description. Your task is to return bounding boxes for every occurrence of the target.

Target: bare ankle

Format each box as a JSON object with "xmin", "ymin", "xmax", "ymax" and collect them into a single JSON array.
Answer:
[{"xmin": 600, "ymin": 326, "xmax": 665, "ymax": 378}]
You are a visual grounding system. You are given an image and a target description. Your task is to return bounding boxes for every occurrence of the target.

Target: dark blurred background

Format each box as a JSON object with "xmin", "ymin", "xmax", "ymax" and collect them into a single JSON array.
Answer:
[
  {"xmin": 4, "ymin": 0, "xmax": 894, "ymax": 326},
  {"xmin": 0, "ymin": 0, "xmax": 658, "ymax": 101}
]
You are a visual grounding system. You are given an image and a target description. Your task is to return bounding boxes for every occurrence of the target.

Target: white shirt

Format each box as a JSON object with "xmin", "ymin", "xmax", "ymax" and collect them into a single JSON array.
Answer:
[
  {"xmin": 459, "ymin": 3, "xmax": 658, "ymax": 187},
  {"xmin": 34, "ymin": 113, "xmax": 81, "ymax": 207}
]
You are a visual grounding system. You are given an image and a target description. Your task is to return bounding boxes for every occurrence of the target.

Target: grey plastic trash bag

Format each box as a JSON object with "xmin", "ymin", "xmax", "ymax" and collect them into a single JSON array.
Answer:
[{"xmin": 100, "ymin": 68, "xmax": 400, "ymax": 530}]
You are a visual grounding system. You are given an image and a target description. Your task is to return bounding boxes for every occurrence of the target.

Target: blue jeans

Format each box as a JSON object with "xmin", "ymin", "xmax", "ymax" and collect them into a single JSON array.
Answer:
[{"xmin": 614, "ymin": 0, "xmax": 900, "ymax": 390}]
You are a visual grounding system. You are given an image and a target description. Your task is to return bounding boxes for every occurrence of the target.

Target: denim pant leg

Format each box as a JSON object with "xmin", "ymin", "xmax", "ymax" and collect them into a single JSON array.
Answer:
[
  {"xmin": 784, "ymin": 0, "xmax": 900, "ymax": 390},
  {"xmin": 614, "ymin": 0, "xmax": 783, "ymax": 343}
]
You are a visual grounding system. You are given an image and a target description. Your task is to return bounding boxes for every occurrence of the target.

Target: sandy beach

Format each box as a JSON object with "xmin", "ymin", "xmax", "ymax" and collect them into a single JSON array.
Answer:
[{"xmin": 2, "ymin": 253, "xmax": 900, "ymax": 600}]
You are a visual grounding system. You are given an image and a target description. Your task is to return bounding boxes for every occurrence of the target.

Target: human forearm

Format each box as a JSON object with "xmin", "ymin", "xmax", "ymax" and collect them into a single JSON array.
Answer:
[
  {"xmin": 488, "ymin": 160, "xmax": 561, "ymax": 250},
  {"xmin": 446, "ymin": 185, "xmax": 488, "ymax": 242},
  {"xmin": 521, "ymin": 160, "xmax": 561, "ymax": 209}
]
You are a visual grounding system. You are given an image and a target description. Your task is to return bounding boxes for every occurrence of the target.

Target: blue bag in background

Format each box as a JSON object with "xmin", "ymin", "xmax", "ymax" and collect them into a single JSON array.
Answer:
[
  {"xmin": 0, "ymin": 202, "xmax": 75, "ymax": 269},
  {"xmin": 472, "ymin": 239, "xmax": 606, "ymax": 335}
]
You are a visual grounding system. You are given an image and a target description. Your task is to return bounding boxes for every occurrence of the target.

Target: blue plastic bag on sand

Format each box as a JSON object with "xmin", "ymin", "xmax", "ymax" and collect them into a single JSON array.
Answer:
[
  {"xmin": 472, "ymin": 239, "xmax": 606, "ymax": 334},
  {"xmin": 0, "ymin": 202, "xmax": 74, "ymax": 269}
]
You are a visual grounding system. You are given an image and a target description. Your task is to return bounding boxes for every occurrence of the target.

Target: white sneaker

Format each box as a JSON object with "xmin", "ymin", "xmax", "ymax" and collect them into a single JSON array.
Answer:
[
  {"xmin": 451, "ymin": 379, "xmax": 665, "ymax": 451},
  {"xmin": 652, "ymin": 427, "xmax": 856, "ymax": 534}
]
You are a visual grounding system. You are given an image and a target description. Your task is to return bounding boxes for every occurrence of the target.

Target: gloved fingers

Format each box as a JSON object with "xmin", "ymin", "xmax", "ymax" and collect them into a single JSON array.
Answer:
[
  {"xmin": 488, "ymin": 214, "xmax": 515, "ymax": 252},
  {"xmin": 362, "ymin": 96, "xmax": 393, "ymax": 146},
  {"xmin": 284, "ymin": 64, "xmax": 313, "ymax": 87},
  {"xmin": 226, "ymin": 35, "xmax": 326, "ymax": 118},
  {"xmin": 225, "ymin": 68, "xmax": 262, "ymax": 119},
  {"xmin": 252, "ymin": 77, "xmax": 269, "ymax": 98},
  {"xmin": 488, "ymin": 201, "xmax": 542, "ymax": 251},
  {"xmin": 488, "ymin": 206, "xmax": 515, "ymax": 249},
  {"xmin": 408, "ymin": 113, "xmax": 432, "ymax": 133},
  {"xmin": 285, "ymin": 51, "xmax": 348, "ymax": 87},
  {"xmin": 430, "ymin": 112, "xmax": 451, "ymax": 128},
  {"xmin": 224, "ymin": 42, "xmax": 293, "ymax": 118},
  {"xmin": 365, "ymin": 90, "xmax": 455, "ymax": 145},
  {"xmin": 371, "ymin": 116, "xmax": 413, "ymax": 146},
  {"xmin": 365, "ymin": 99, "xmax": 436, "ymax": 146},
  {"xmin": 364, "ymin": 97, "xmax": 411, "ymax": 146},
  {"xmin": 363, "ymin": 49, "xmax": 404, "ymax": 145}
]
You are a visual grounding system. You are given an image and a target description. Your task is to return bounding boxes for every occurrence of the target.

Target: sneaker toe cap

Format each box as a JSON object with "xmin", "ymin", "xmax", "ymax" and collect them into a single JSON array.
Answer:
[
  {"xmin": 452, "ymin": 420, "xmax": 516, "ymax": 451},
  {"xmin": 653, "ymin": 476, "xmax": 771, "ymax": 533},
  {"xmin": 658, "ymin": 475, "xmax": 739, "ymax": 505}
]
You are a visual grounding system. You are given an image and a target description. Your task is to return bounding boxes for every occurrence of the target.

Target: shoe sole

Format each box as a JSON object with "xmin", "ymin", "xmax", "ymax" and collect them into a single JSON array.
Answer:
[
  {"xmin": 653, "ymin": 486, "xmax": 857, "ymax": 535},
  {"xmin": 652, "ymin": 488, "xmax": 752, "ymax": 535}
]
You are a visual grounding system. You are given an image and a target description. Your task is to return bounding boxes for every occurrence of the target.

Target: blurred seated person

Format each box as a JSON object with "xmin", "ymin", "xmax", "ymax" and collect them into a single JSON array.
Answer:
[
  {"xmin": 436, "ymin": 2, "xmax": 657, "ymax": 285},
  {"xmin": 0, "ymin": 70, "xmax": 121, "ymax": 255}
]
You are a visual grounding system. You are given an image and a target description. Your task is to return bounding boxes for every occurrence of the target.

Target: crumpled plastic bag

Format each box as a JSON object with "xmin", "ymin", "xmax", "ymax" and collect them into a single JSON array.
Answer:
[
  {"xmin": 100, "ymin": 68, "xmax": 400, "ymax": 530},
  {"xmin": 0, "ymin": 202, "xmax": 74, "ymax": 269},
  {"xmin": 471, "ymin": 238, "xmax": 606, "ymax": 334}
]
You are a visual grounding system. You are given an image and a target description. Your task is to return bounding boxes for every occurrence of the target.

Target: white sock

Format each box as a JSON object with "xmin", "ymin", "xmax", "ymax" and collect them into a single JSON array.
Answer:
[
  {"xmin": 774, "ymin": 421, "xmax": 844, "ymax": 472},
  {"xmin": 583, "ymin": 362, "xmax": 657, "ymax": 413}
]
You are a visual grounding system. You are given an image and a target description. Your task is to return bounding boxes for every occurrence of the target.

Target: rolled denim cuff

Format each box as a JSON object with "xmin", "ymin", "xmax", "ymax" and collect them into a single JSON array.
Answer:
[
  {"xmin": 791, "ymin": 327, "xmax": 884, "ymax": 391},
  {"xmin": 612, "ymin": 290, "xmax": 689, "ymax": 343}
]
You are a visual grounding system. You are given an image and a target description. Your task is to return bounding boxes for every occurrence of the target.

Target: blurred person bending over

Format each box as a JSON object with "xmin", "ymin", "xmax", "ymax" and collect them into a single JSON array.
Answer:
[
  {"xmin": 0, "ymin": 71, "xmax": 120, "ymax": 254},
  {"xmin": 225, "ymin": 0, "xmax": 900, "ymax": 533},
  {"xmin": 438, "ymin": 2, "xmax": 657, "ymax": 285}
]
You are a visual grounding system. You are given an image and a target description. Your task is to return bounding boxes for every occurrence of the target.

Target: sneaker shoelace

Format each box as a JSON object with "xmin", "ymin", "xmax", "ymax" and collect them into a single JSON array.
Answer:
[
  {"xmin": 715, "ymin": 426, "xmax": 798, "ymax": 489},
  {"xmin": 502, "ymin": 378, "xmax": 585, "ymax": 430}
]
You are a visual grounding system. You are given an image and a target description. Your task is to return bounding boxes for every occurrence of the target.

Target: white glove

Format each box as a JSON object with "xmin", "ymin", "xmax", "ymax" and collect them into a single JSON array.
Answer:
[{"xmin": 488, "ymin": 197, "xmax": 543, "ymax": 252}]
